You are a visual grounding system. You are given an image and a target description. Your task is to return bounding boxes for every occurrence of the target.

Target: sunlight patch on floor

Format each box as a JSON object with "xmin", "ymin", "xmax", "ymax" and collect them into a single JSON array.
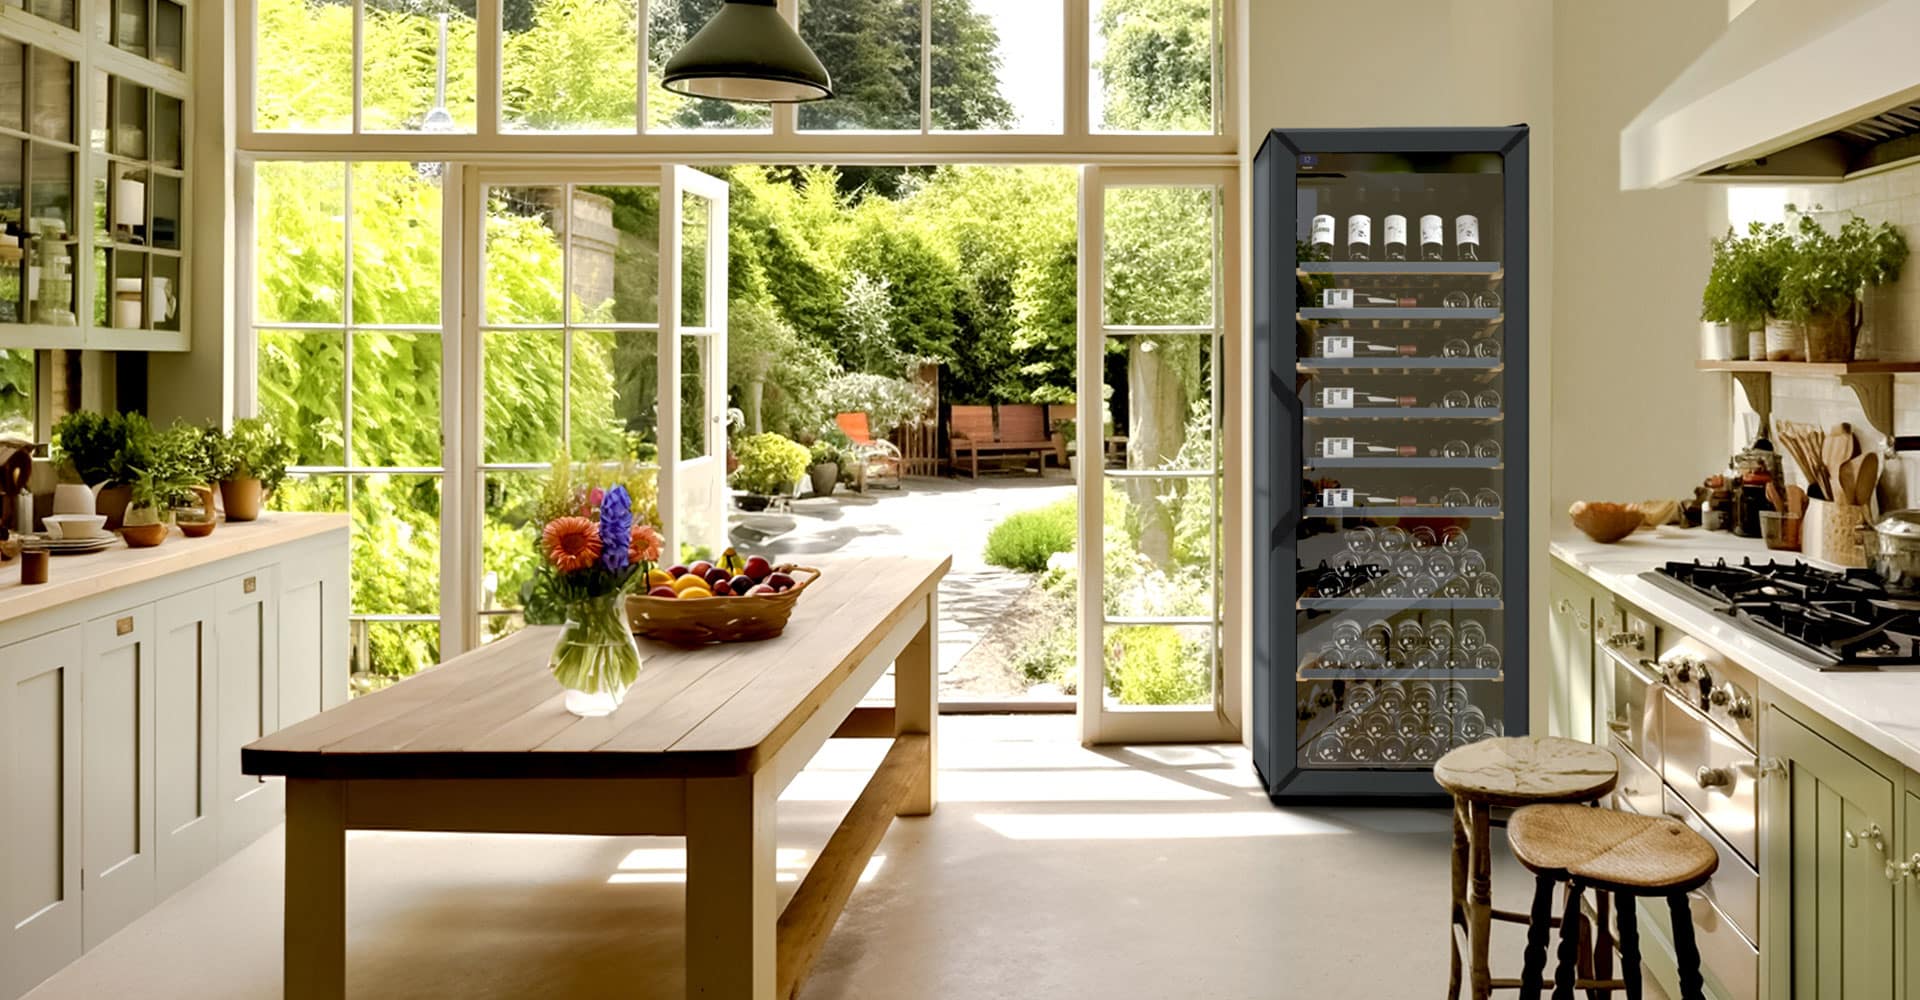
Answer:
[{"xmin": 973, "ymin": 810, "xmax": 1348, "ymax": 840}]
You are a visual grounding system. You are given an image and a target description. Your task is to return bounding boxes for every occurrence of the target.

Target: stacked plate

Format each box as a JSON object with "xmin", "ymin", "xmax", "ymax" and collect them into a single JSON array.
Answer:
[{"xmin": 24, "ymin": 532, "xmax": 119, "ymax": 555}]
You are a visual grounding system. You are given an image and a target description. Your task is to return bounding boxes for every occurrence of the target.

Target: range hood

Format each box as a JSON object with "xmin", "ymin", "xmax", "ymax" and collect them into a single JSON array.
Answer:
[{"xmin": 1620, "ymin": 0, "xmax": 1920, "ymax": 189}]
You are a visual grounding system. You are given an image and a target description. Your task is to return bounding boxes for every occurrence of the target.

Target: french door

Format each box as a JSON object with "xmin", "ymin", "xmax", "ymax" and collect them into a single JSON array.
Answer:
[
  {"xmin": 1077, "ymin": 165, "xmax": 1239, "ymax": 743},
  {"xmin": 457, "ymin": 164, "xmax": 728, "ymax": 655}
]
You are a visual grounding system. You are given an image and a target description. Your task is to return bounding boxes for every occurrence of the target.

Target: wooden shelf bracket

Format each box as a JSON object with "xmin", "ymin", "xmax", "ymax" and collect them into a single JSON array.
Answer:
[
  {"xmin": 1729, "ymin": 371, "xmax": 1771, "ymax": 431},
  {"xmin": 1838, "ymin": 372, "xmax": 1897, "ymax": 444}
]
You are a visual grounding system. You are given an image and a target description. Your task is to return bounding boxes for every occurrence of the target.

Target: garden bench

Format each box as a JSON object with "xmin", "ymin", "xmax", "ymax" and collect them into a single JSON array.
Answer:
[{"xmin": 947, "ymin": 404, "xmax": 1050, "ymax": 479}]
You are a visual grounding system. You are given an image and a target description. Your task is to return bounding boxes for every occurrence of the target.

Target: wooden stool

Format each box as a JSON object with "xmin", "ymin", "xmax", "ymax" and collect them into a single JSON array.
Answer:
[
  {"xmin": 1507, "ymin": 804, "xmax": 1719, "ymax": 1000},
  {"xmin": 1434, "ymin": 736, "xmax": 1619, "ymax": 1000}
]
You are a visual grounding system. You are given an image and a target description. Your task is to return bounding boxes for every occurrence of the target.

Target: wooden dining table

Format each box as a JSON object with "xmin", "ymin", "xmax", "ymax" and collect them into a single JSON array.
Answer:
[{"xmin": 244, "ymin": 553, "xmax": 948, "ymax": 1000}]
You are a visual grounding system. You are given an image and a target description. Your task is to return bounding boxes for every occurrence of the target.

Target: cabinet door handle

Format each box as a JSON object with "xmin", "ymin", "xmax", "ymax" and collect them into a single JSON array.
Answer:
[
  {"xmin": 1556, "ymin": 599, "xmax": 1574, "ymax": 615},
  {"xmin": 1606, "ymin": 718, "xmax": 1630, "ymax": 734},
  {"xmin": 243, "ymin": 575, "xmax": 258, "ymax": 594},
  {"xmin": 1695, "ymin": 765, "xmax": 1733, "ymax": 790},
  {"xmin": 1861, "ymin": 823, "xmax": 1887, "ymax": 854},
  {"xmin": 115, "ymin": 615, "xmax": 133, "ymax": 636}
]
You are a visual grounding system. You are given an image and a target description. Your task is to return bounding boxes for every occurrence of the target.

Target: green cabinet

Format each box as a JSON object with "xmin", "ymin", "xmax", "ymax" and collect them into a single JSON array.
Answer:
[
  {"xmin": 1905, "ymin": 790, "xmax": 1920, "ymax": 1000},
  {"xmin": 1546, "ymin": 560, "xmax": 1602, "ymax": 742},
  {"xmin": 1763, "ymin": 704, "xmax": 1899, "ymax": 1000}
]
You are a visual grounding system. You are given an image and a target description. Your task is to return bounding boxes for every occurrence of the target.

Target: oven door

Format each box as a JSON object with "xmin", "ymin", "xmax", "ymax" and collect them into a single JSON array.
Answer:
[
  {"xmin": 1603, "ymin": 646, "xmax": 1660, "ymax": 767},
  {"xmin": 1659, "ymin": 689, "xmax": 1758, "ymax": 866}
]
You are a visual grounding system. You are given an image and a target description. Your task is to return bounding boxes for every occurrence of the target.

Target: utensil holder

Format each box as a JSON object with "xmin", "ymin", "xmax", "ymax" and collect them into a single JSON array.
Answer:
[
  {"xmin": 1760, "ymin": 511, "xmax": 1802, "ymax": 551},
  {"xmin": 1803, "ymin": 498, "xmax": 1868, "ymax": 567}
]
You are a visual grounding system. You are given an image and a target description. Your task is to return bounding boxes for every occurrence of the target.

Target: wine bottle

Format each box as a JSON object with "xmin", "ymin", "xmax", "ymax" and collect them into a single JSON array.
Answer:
[
  {"xmin": 1317, "ymin": 436, "xmax": 1417, "ymax": 458},
  {"xmin": 1310, "ymin": 214, "xmax": 1336, "ymax": 259},
  {"xmin": 1383, "ymin": 213, "xmax": 1408, "ymax": 261},
  {"xmin": 1318, "ymin": 334, "xmax": 1417, "ymax": 357},
  {"xmin": 1419, "ymin": 213, "xmax": 1444, "ymax": 261},
  {"xmin": 1346, "ymin": 212, "xmax": 1371, "ymax": 261},
  {"xmin": 1454, "ymin": 214, "xmax": 1481, "ymax": 262},
  {"xmin": 1315, "ymin": 388, "xmax": 1418, "ymax": 408}
]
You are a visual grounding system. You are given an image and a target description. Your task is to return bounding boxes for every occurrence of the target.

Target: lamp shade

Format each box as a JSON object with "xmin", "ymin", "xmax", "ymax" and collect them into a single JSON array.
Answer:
[{"xmin": 661, "ymin": 0, "xmax": 832, "ymax": 104}]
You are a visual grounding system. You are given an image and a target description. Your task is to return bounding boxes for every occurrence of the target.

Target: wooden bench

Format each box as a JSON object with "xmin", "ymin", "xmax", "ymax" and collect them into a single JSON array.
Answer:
[
  {"xmin": 947, "ymin": 404, "xmax": 1051, "ymax": 479},
  {"xmin": 245, "ymin": 554, "xmax": 950, "ymax": 1000}
]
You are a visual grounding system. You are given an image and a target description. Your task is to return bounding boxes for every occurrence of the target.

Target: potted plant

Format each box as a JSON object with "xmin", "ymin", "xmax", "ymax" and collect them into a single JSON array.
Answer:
[
  {"xmin": 806, "ymin": 439, "xmax": 841, "ymax": 497},
  {"xmin": 119, "ymin": 421, "xmax": 203, "ymax": 547},
  {"xmin": 174, "ymin": 424, "xmax": 220, "ymax": 536},
  {"xmin": 1702, "ymin": 221, "xmax": 1792, "ymax": 361},
  {"xmin": 50, "ymin": 409, "xmax": 133, "ymax": 528},
  {"xmin": 1776, "ymin": 208, "xmax": 1910, "ymax": 362},
  {"xmin": 729, "ymin": 433, "xmax": 810, "ymax": 511},
  {"xmin": 209, "ymin": 416, "xmax": 291, "ymax": 521}
]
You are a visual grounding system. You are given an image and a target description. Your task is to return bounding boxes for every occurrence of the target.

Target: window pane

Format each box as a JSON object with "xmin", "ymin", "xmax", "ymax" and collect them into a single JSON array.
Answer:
[
  {"xmin": 930, "ymin": 0, "xmax": 1057, "ymax": 132},
  {"xmin": 485, "ymin": 185, "xmax": 564, "ymax": 324},
  {"xmin": 29, "ymin": 49, "xmax": 72, "ymax": 142},
  {"xmin": 352, "ymin": 331, "xmax": 442, "ymax": 467},
  {"xmin": 644, "ymin": 0, "xmax": 769, "ymax": 132},
  {"xmin": 354, "ymin": 620, "xmax": 440, "ymax": 687},
  {"xmin": 570, "ymin": 184, "xmax": 658, "ymax": 325},
  {"xmin": 482, "ymin": 329, "xmax": 563, "ymax": 463},
  {"xmin": 0, "ymin": 141, "xmax": 18, "ymax": 323},
  {"xmin": 255, "ymin": 0, "xmax": 354, "ymax": 132},
  {"xmin": 1103, "ymin": 623, "xmax": 1214, "ymax": 706},
  {"xmin": 1101, "ymin": 476, "xmax": 1217, "ymax": 619},
  {"xmin": 482, "ymin": 468, "xmax": 545, "ymax": 616},
  {"xmin": 255, "ymin": 162, "xmax": 346, "ymax": 324},
  {"xmin": 0, "ymin": 348, "xmax": 33, "ymax": 439},
  {"xmin": 351, "ymin": 163, "xmax": 442, "ymax": 325},
  {"xmin": 680, "ymin": 334, "xmax": 708, "ymax": 457},
  {"xmin": 797, "ymin": 0, "xmax": 920, "ymax": 131},
  {"xmin": 0, "ymin": 41, "xmax": 22, "ymax": 133},
  {"xmin": 680, "ymin": 190, "xmax": 708, "ymax": 326},
  {"xmin": 351, "ymin": 473, "xmax": 442, "ymax": 615},
  {"xmin": 24, "ymin": 0, "xmax": 73, "ymax": 28},
  {"xmin": 363, "ymin": 0, "xmax": 479, "ymax": 132},
  {"xmin": 502, "ymin": 0, "xmax": 638, "ymax": 131},
  {"xmin": 257, "ymin": 328, "xmax": 347, "ymax": 466},
  {"xmin": 1102, "ymin": 185, "xmax": 1217, "ymax": 327},
  {"xmin": 112, "ymin": 77, "xmax": 146, "ymax": 159},
  {"xmin": 1102, "ymin": 333, "xmax": 1215, "ymax": 472},
  {"xmin": 1091, "ymin": 0, "xmax": 1214, "ymax": 134},
  {"xmin": 28, "ymin": 144, "xmax": 72, "ymax": 235},
  {"xmin": 155, "ymin": 0, "xmax": 185, "ymax": 68},
  {"xmin": 571, "ymin": 328, "xmax": 656, "ymax": 462},
  {"xmin": 113, "ymin": 0, "xmax": 148, "ymax": 58},
  {"xmin": 268, "ymin": 472, "xmax": 346, "ymax": 513}
]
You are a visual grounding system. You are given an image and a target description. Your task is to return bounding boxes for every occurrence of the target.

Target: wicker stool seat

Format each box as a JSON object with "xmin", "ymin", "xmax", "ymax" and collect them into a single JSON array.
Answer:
[
  {"xmin": 1433, "ymin": 737, "xmax": 1620, "ymax": 1000},
  {"xmin": 1507, "ymin": 804, "xmax": 1720, "ymax": 1000}
]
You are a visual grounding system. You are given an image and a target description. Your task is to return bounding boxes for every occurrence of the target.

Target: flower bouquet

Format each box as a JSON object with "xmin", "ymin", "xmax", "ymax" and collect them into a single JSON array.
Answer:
[{"xmin": 535, "ymin": 483, "xmax": 665, "ymax": 717}]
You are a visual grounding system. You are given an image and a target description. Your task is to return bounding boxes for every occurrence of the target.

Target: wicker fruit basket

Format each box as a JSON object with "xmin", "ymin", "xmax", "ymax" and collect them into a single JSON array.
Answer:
[{"xmin": 626, "ymin": 565, "xmax": 820, "ymax": 644}]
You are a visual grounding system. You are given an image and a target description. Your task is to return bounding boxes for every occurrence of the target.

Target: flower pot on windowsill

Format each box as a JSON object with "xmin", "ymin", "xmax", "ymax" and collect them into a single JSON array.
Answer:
[{"xmin": 220, "ymin": 476, "xmax": 264, "ymax": 521}]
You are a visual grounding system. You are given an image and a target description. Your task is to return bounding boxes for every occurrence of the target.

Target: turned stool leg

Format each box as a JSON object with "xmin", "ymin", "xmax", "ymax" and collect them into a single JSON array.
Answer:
[
  {"xmin": 1449, "ymin": 799, "xmax": 1467, "ymax": 1000},
  {"xmin": 1551, "ymin": 883, "xmax": 1583, "ymax": 1000},
  {"xmin": 1588, "ymin": 893, "xmax": 1612, "ymax": 1000},
  {"xmin": 1518, "ymin": 873, "xmax": 1558, "ymax": 1000},
  {"xmin": 1616, "ymin": 892, "xmax": 1641, "ymax": 1000},
  {"xmin": 1469, "ymin": 802, "xmax": 1493, "ymax": 1000},
  {"xmin": 1667, "ymin": 894, "xmax": 1706, "ymax": 1000}
]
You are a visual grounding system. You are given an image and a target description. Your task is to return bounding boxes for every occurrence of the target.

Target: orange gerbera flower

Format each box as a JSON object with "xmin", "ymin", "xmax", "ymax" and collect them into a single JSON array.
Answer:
[
  {"xmin": 630, "ymin": 524, "xmax": 664, "ymax": 564},
  {"xmin": 542, "ymin": 516, "xmax": 602, "ymax": 573}
]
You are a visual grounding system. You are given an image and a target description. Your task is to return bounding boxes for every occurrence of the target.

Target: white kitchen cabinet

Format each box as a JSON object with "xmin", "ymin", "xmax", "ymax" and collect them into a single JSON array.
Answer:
[
  {"xmin": 79, "ymin": 607, "xmax": 157, "ymax": 949},
  {"xmin": 0, "ymin": 626, "xmax": 84, "ymax": 1000},
  {"xmin": 1546, "ymin": 560, "xmax": 1600, "ymax": 741},
  {"xmin": 216, "ymin": 567, "xmax": 282, "ymax": 857},
  {"xmin": 153, "ymin": 585, "xmax": 219, "ymax": 897}
]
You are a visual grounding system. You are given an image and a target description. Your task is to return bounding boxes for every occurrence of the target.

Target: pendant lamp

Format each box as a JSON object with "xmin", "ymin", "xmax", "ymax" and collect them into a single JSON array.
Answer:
[{"xmin": 661, "ymin": 0, "xmax": 833, "ymax": 104}]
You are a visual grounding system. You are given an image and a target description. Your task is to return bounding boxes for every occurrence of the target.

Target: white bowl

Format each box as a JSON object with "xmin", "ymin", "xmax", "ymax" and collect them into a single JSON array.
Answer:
[{"xmin": 45, "ymin": 513, "xmax": 108, "ymax": 539}]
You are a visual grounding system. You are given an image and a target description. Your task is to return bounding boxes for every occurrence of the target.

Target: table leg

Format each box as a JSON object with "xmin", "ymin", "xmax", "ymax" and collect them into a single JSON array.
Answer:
[
  {"xmin": 895, "ymin": 592, "xmax": 939, "ymax": 817},
  {"xmin": 686, "ymin": 773, "xmax": 777, "ymax": 1000},
  {"xmin": 285, "ymin": 779, "xmax": 347, "ymax": 1000},
  {"xmin": 1448, "ymin": 799, "xmax": 1466, "ymax": 1000},
  {"xmin": 1469, "ymin": 801, "xmax": 1493, "ymax": 1000}
]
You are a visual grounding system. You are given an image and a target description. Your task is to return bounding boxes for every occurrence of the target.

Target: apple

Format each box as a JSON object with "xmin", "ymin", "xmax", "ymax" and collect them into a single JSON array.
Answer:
[
  {"xmin": 703, "ymin": 566, "xmax": 732, "ymax": 587},
  {"xmin": 712, "ymin": 579, "xmax": 733, "ymax": 596},
  {"xmin": 743, "ymin": 555, "xmax": 774, "ymax": 581},
  {"xmin": 746, "ymin": 584, "xmax": 777, "ymax": 596},
  {"xmin": 667, "ymin": 564, "xmax": 689, "ymax": 579},
  {"xmin": 689, "ymin": 560, "xmax": 714, "ymax": 579},
  {"xmin": 647, "ymin": 585, "xmax": 677, "ymax": 598},
  {"xmin": 729, "ymin": 575, "xmax": 755, "ymax": 593}
]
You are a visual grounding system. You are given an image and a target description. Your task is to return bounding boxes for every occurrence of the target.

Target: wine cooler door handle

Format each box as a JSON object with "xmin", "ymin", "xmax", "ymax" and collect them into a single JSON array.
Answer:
[{"xmin": 1275, "ymin": 373, "xmax": 1303, "ymax": 531}]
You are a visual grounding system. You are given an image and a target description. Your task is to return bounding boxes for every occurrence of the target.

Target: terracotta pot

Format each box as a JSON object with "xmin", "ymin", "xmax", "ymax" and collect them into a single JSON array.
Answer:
[
  {"xmin": 94, "ymin": 484, "xmax": 132, "ymax": 530},
  {"xmin": 122, "ymin": 521, "xmax": 170, "ymax": 548},
  {"xmin": 220, "ymin": 477, "xmax": 264, "ymax": 521},
  {"xmin": 1802, "ymin": 308, "xmax": 1859, "ymax": 363}
]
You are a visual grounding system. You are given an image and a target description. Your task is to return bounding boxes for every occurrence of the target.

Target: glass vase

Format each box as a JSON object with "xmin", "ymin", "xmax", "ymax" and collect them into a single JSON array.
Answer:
[{"xmin": 548, "ymin": 592, "xmax": 642, "ymax": 717}]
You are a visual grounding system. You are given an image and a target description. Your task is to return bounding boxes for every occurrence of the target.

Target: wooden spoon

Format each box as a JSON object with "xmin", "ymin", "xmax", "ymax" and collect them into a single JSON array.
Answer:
[
  {"xmin": 1840, "ymin": 455, "xmax": 1861, "ymax": 508},
  {"xmin": 1788, "ymin": 485, "xmax": 1808, "ymax": 518},
  {"xmin": 1766, "ymin": 480, "xmax": 1785, "ymax": 513},
  {"xmin": 1824, "ymin": 423, "xmax": 1855, "ymax": 501},
  {"xmin": 1855, "ymin": 452, "xmax": 1879, "ymax": 506}
]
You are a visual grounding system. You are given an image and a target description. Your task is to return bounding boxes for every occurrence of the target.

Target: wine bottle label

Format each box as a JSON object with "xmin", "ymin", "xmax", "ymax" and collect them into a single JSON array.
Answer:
[
  {"xmin": 1383, "ymin": 215, "xmax": 1407, "ymax": 244},
  {"xmin": 1311, "ymin": 215, "xmax": 1335, "ymax": 245},
  {"xmin": 1321, "ymin": 437, "xmax": 1354, "ymax": 458},
  {"xmin": 1321, "ymin": 335, "xmax": 1354, "ymax": 358},
  {"xmin": 1347, "ymin": 215, "xmax": 1370, "ymax": 245},
  {"xmin": 1322, "ymin": 288, "xmax": 1354, "ymax": 308},
  {"xmin": 1455, "ymin": 215, "xmax": 1480, "ymax": 245},
  {"xmin": 1321, "ymin": 387, "xmax": 1354, "ymax": 409},
  {"xmin": 1420, "ymin": 214, "xmax": 1443, "ymax": 245},
  {"xmin": 1321, "ymin": 488, "xmax": 1355, "ymax": 509}
]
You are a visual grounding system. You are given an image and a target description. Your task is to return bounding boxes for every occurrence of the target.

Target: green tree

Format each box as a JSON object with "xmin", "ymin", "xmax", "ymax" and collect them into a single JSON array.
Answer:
[{"xmin": 1094, "ymin": 0, "xmax": 1214, "ymax": 132}]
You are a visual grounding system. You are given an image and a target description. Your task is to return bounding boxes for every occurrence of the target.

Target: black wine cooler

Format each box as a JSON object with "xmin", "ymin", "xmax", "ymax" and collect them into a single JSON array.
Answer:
[{"xmin": 1252, "ymin": 126, "xmax": 1530, "ymax": 802}]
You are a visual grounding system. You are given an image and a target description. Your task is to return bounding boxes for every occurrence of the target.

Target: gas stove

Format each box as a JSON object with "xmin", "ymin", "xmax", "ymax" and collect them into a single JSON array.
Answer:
[{"xmin": 1643, "ymin": 558, "xmax": 1920, "ymax": 670}]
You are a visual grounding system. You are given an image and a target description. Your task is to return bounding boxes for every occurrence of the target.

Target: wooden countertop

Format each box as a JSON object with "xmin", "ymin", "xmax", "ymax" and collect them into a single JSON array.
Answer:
[
  {"xmin": 0, "ymin": 513, "xmax": 349, "ymax": 623},
  {"xmin": 244, "ymin": 553, "xmax": 951, "ymax": 781}
]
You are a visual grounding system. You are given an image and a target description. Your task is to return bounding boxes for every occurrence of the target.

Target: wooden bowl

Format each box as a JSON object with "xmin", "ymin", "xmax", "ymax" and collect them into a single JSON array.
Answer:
[
  {"xmin": 122, "ymin": 522, "xmax": 170, "ymax": 548},
  {"xmin": 626, "ymin": 565, "xmax": 820, "ymax": 645},
  {"xmin": 1569, "ymin": 502, "xmax": 1642, "ymax": 544}
]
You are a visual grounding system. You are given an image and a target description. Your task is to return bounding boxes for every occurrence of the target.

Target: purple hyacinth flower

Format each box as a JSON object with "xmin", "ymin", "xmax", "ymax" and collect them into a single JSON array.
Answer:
[{"xmin": 598, "ymin": 484, "xmax": 633, "ymax": 573}]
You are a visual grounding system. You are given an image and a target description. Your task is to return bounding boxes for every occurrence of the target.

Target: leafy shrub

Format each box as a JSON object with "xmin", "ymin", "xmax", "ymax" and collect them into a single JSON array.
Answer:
[
  {"xmin": 52, "ymin": 409, "xmax": 129, "ymax": 484},
  {"xmin": 821, "ymin": 372, "xmax": 933, "ymax": 434},
  {"xmin": 984, "ymin": 498, "xmax": 1077, "ymax": 572},
  {"xmin": 209, "ymin": 416, "xmax": 294, "ymax": 494},
  {"xmin": 808, "ymin": 439, "xmax": 842, "ymax": 468},
  {"xmin": 1104, "ymin": 626, "xmax": 1208, "ymax": 706},
  {"xmin": 730, "ymin": 433, "xmax": 810, "ymax": 495}
]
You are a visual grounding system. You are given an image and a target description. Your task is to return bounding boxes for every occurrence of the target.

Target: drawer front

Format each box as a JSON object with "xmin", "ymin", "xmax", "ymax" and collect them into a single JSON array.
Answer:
[
  {"xmin": 1659, "ymin": 690, "xmax": 1757, "ymax": 865},
  {"xmin": 1605, "ymin": 647, "xmax": 1660, "ymax": 767},
  {"xmin": 1664, "ymin": 787, "xmax": 1757, "ymax": 946},
  {"xmin": 1611, "ymin": 740, "xmax": 1663, "ymax": 817}
]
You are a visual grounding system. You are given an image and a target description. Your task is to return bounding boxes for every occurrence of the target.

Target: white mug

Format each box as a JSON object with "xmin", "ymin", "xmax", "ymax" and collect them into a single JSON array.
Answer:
[{"xmin": 51, "ymin": 482, "xmax": 103, "ymax": 515}]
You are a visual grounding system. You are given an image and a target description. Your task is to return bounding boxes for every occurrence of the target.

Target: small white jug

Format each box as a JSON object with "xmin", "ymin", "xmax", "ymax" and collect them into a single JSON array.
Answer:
[{"xmin": 51, "ymin": 482, "xmax": 104, "ymax": 515}]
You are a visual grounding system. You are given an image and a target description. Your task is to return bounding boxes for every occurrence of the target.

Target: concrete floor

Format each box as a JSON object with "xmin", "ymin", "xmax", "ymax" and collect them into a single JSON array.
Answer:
[{"xmin": 27, "ymin": 715, "xmax": 1583, "ymax": 1000}]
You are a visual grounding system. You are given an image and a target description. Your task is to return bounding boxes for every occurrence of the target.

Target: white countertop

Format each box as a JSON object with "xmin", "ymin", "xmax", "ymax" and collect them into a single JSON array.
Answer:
[{"xmin": 1552, "ymin": 526, "xmax": 1920, "ymax": 774}]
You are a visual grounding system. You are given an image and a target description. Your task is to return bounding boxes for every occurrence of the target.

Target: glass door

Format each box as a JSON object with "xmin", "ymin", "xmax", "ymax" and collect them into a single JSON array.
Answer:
[
  {"xmin": 659, "ymin": 165, "xmax": 729, "ymax": 564},
  {"xmin": 1078, "ymin": 166, "xmax": 1238, "ymax": 744},
  {"xmin": 1289, "ymin": 147, "xmax": 1513, "ymax": 775}
]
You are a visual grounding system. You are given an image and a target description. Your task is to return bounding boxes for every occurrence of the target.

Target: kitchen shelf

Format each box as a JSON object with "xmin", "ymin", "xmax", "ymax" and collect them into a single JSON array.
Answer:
[
  {"xmin": 1303, "ymin": 506, "xmax": 1502, "ymax": 519},
  {"xmin": 1304, "ymin": 407, "xmax": 1502, "ymax": 420},
  {"xmin": 1299, "ymin": 760, "xmax": 1453, "ymax": 771},
  {"xmin": 1695, "ymin": 359, "xmax": 1920, "ymax": 445},
  {"xmin": 1296, "ymin": 667, "xmax": 1503, "ymax": 681},
  {"xmin": 1296, "ymin": 598, "xmax": 1504, "ymax": 611},
  {"xmin": 1305, "ymin": 458, "xmax": 1501, "ymax": 470},
  {"xmin": 1299, "ymin": 308, "xmax": 1502, "ymax": 322},
  {"xmin": 1299, "ymin": 261, "xmax": 1502, "ymax": 276},
  {"xmin": 1299, "ymin": 358, "xmax": 1503, "ymax": 373},
  {"xmin": 1694, "ymin": 360, "xmax": 1920, "ymax": 375}
]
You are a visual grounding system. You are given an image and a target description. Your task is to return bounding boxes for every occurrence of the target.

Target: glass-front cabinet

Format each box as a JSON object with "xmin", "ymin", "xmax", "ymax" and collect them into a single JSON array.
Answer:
[
  {"xmin": 0, "ymin": 0, "xmax": 188, "ymax": 350},
  {"xmin": 1253, "ymin": 127, "xmax": 1529, "ymax": 801}
]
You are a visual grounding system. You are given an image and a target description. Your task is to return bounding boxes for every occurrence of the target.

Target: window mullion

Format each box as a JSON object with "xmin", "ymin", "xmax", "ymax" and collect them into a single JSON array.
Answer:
[
  {"xmin": 341, "ymin": 164, "xmax": 355, "ymax": 470},
  {"xmin": 918, "ymin": 0, "xmax": 930, "ymax": 134},
  {"xmin": 476, "ymin": 0, "xmax": 500, "ymax": 138},
  {"xmin": 1065, "ymin": 0, "xmax": 1089, "ymax": 139},
  {"xmin": 349, "ymin": 0, "xmax": 364, "ymax": 133},
  {"xmin": 635, "ymin": 0, "xmax": 648, "ymax": 133},
  {"xmin": 772, "ymin": 0, "xmax": 797, "ymax": 138},
  {"xmin": 559, "ymin": 184, "xmax": 572, "ymax": 454}
]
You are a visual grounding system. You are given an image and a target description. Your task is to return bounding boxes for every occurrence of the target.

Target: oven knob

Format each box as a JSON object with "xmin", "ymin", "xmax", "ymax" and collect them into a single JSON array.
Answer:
[
  {"xmin": 1666, "ymin": 660, "xmax": 1692, "ymax": 685},
  {"xmin": 1729, "ymin": 693, "xmax": 1756, "ymax": 721},
  {"xmin": 1696, "ymin": 765, "xmax": 1734, "ymax": 790}
]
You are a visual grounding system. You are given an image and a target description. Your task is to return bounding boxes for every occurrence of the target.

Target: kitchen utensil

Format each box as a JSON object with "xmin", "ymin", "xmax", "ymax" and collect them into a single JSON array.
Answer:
[
  {"xmin": 1766, "ymin": 481, "xmax": 1785, "ymax": 513},
  {"xmin": 1840, "ymin": 455, "xmax": 1861, "ymax": 508},
  {"xmin": 1856, "ymin": 453, "xmax": 1880, "ymax": 506},
  {"xmin": 1856, "ymin": 509, "xmax": 1920, "ymax": 593},
  {"xmin": 1772, "ymin": 419, "xmax": 1828, "ymax": 499},
  {"xmin": 1789, "ymin": 485, "xmax": 1808, "ymax": 519},
  {"xmin": 51, "ymin": 481, "xmax": 102, "ymax": 515},
  {"xmin": 1824, "ymin": 423, "xmax": 1855, "ymax": 498},
  {"xmin": 1568, "ymin": 501, "xmax": 1641, "ymax": 543}
]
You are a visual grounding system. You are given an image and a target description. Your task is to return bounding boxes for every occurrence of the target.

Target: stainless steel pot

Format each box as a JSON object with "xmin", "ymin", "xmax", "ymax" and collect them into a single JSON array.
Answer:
[{"xmin": 1857, "ymin": 509, "xmax": 1920, "ymax": 594}]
